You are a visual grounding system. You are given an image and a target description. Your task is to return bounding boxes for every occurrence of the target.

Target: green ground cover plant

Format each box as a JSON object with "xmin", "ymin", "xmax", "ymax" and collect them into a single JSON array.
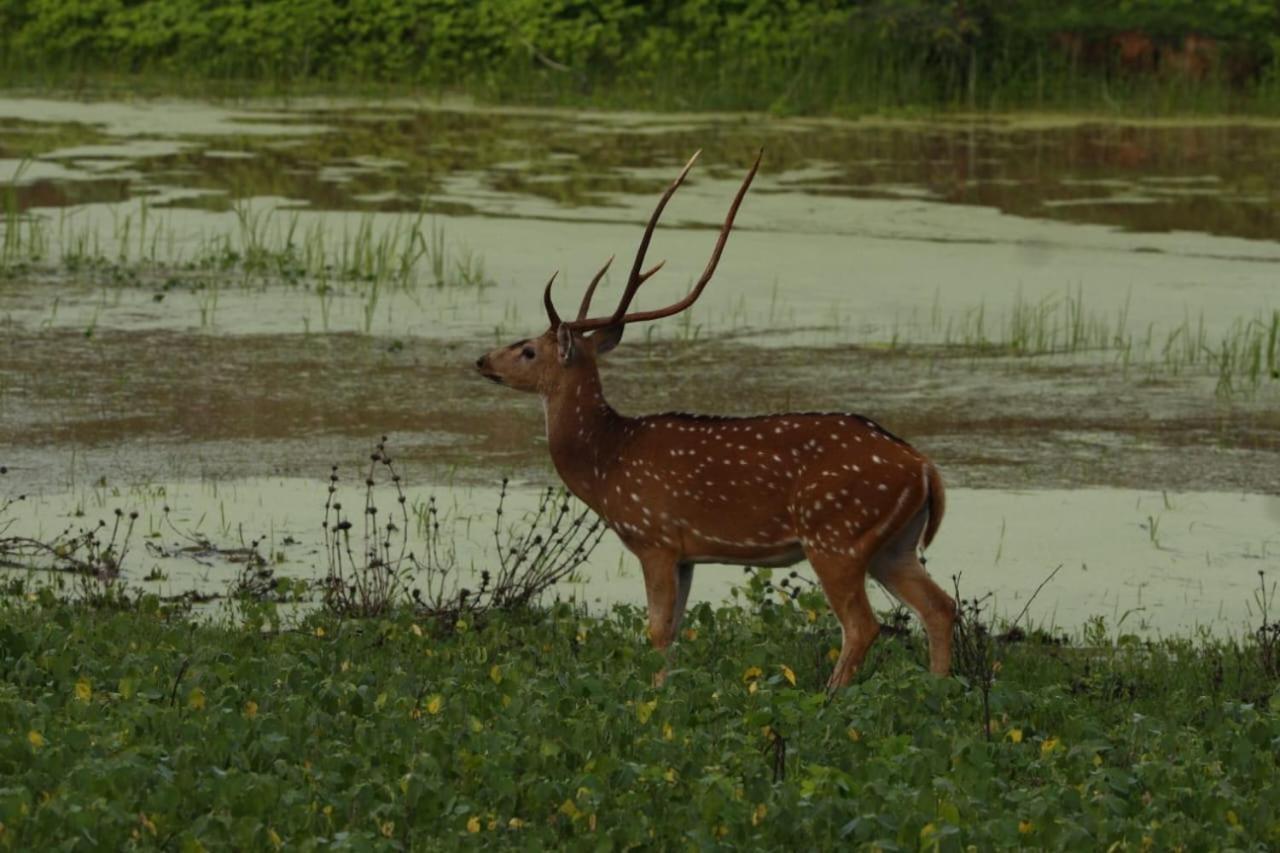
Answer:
[
  {"xmin": 2, "ymin": 0, "xmax": 1279, "ymax": 114},
  {"xmin": 1, "ymin": 573, "xmax": 1278, "ymax": 849}
]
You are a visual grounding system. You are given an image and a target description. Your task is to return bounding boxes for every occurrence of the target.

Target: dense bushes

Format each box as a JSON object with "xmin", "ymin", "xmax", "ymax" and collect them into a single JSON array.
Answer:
[{"xmin": 2, "ymin": 0, "xmax": 1279, "ymax": 111}]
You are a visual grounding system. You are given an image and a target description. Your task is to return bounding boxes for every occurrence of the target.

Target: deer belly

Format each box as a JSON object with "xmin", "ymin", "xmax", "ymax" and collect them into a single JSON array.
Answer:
[
  {"xmin": 685, "ymin": 540, "xmax": 806, "ymax": 568},
  {"xmin": 673, "ymin": 507, "xmax": 804, "ymax": 567}
]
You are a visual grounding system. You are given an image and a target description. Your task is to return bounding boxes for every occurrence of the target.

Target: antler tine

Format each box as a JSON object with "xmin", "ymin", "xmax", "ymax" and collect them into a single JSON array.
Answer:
[
  {"xmin": 576, "ymin": 255, "xmax": 614, "ymax": 321},
  {"xmin": 576, "ymin": 258, "xmax": 666, "ymax": 324},
  {"xmin": 638, "ymin": 260, "xmax": 665, "ymax": 284},
  {"xmin": 604, "ymin": 148, "xmax": 762, "ymax": 328},
  {"xmin": 543, "ymin": 270, "xmax": 561, "ymax": 328},
  {"xmin": 568, "ymin": 150, "xmax": 701, "ymax": 331}
]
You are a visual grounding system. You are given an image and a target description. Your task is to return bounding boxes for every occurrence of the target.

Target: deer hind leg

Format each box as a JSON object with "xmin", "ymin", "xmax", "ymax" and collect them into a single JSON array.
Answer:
[
  {"xmin": 805, "ymin": 547, "xmax": 879, "ymax": 691},
  {"xmin": 869, "ymin": 506, "xmax": 956, "ymax": 675}
]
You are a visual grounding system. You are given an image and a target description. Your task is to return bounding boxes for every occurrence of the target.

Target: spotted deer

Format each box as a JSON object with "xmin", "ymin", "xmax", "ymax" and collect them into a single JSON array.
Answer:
[{"xmin": 475, "ymin": 151, "xmax": 955, "ymax": 688}]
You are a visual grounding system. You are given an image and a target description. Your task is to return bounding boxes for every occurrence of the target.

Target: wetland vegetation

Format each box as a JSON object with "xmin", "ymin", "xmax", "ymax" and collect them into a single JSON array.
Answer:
[
  {"xmin": 2, "ymin": 7, "xmax": 1280, "ymax": 843},
  {"xmin": 1, "ymin": 569, "xmax": 1278, "ymax": 849}
]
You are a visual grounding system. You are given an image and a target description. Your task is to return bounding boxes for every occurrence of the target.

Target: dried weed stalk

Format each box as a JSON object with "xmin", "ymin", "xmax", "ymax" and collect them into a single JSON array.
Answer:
[
  {"xmin": 321, "ymin": 441, "xmax": 605, "ymax": 625},
  {"xmin": 1, "ymin": 465, "xmax": 137, "ymax": 600},
  {"xmin": 322, "ymin": 438, "xmax": 415, "ymax": 617}
]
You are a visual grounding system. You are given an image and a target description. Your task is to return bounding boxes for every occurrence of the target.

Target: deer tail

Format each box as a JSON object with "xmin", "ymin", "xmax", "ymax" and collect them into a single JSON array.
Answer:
[{"xmin": 921, "ymin": 462, "xmax": 946, "ymax": 550}]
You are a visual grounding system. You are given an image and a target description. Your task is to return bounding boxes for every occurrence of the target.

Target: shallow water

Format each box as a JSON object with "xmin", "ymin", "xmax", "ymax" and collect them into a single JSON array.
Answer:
[
  {"xmin": 1, "ymin": 96, "xmax": 1278, "ymax": 343},
  {"xmin": 5, "ymin": 478, "xmax": 1277, "ymax": 636},
  {"xmin": 2, "ymin": 95, "xmax": 1278, "ymax": 634}
]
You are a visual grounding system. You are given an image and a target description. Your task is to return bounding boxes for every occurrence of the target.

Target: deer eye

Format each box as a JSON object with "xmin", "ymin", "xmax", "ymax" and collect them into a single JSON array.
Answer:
[{"xmin": 520, "ymin": 346, "xmax": 536, "ymax": 360}]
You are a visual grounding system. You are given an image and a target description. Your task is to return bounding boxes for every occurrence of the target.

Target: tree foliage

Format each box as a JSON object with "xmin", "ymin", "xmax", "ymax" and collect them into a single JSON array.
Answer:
[{"xmin": 2, "ymin": 0, "xmax": 1278, "ymax": 110}]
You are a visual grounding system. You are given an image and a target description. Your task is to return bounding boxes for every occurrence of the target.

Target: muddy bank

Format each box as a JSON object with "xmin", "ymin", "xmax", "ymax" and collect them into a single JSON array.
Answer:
[{"xmin": 2, "ymin": 329, "xmax": 1277, "ymax": 497}]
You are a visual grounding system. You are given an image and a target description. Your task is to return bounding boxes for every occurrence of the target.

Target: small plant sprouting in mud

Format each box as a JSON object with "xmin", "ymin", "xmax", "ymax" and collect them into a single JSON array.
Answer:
[
  {"xmin": 0, "ymin": 464, "xmax": 20, "ymax": 538},
  {"xmin": 1142, "ymin": 513, "xmax": 1162, "ymax": 548}
]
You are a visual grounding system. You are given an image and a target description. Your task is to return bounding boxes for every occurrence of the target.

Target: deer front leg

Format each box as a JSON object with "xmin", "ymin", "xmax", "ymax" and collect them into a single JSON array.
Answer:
[
  {"xmin": 635, "ymin": 548, "xmax": 683, "ymax": 686},
  {"xmin": 637, "ymin": 548, "xmax": 681, "ymax": 650},
  {"xmin": 672, "ymin": 561, "xmax": 695, "ymax": 637}
]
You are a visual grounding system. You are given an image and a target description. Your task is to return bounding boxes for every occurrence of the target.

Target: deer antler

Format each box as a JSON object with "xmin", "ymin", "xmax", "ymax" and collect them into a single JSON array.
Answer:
[
  {"xmin": 575, "ymin": 256, "xmax": 668, "ymax": 321},
  {"xmin": 543, "ymin": 271, "xmax": 561, "ymax": 328},
  {"xmin": 575, "ymin": 256, "xmax": 614, "ymax": 321},
  {"xmin": 567, "ymin": 149, "xmax": 762, "ymax": 333}
]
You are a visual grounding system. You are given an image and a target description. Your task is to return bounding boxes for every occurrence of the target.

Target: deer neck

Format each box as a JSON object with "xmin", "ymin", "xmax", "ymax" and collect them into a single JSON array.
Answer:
[{"xmin": 542, "ymin": 367, "xmax": 627, "ymax": 502}]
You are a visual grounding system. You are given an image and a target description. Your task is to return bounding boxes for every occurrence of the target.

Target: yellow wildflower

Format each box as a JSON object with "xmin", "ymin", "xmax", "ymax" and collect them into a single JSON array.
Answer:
[
  {"xmin": 28, "ymin": 728, "xmax": 47, "ymax": 749},
  {"xmin": 380, "ymin": 821, "xmax": 394, "ymax": 838},
  {"xmin": 559, "ymin": 799, "xmax": 581, "ymax": 819},
  {"xmin": 780, "ymin": 665, "xmax": 797, "ymax": 686},
  {"xmin": 1006, "ymin": 728, "xmax": 1023, "ymax": 744},
  {"xmin": 508, "ymin": 817, "xmax": 525, "ymax": 830},
  {"xmin": 314, "ymin": 626, "xmax": 326, "ymax": 638},
  {"xmin": 410, "ymin": 623, "xmax": 423, "ymax": 637},
  {"xmin": 1041, "ymin": 736, "xmax": 1061, "ymax": 757},
  {"xmin": 243, "ymin": 700, "xmax": 258, "ymax": 719},
  {"xmin": 827, "ymin": 647, "xmax": 840, "ymax": 663},
  {"xmin": 267, "ymin": 828, "xmax": 282, "ymax": 848},
  {"xmin": 466, "ymin": 815, "xmax": 481, "ymax": 833},
  {"xmin": 426, "ymin": 695, "xmax": 443, "ymax": 715},
  {"xmin": 636, "ymin": 699, "xmax": 658, "ymax": 724},
  {"xmin": 742, "ymin": 666, "xmax": 763, "ymax": 683},
  {"xmin": 74, "ymin": 678, "xmax": 91, "ymax": 702},
  {"xmin": 1019, "ymin": 820, "xmax": 1033, "ymax": 835},
  {"xmin": 752, "ymin": 803, "xmax": 767, "ymax": 826},
  {"xmin": 187, "ymin": 688, "xmax": 206, "ymax": 711},
  {"xmin": 662, "ymin": 722, "xmax": 674, "ymax": 741},
  {"xmin": 489, "ymin": 665, "xmax": 503, "ymax": 685},
  {"xmin": 847, "ymin": 728, "xmax": 861, "ymax": 742}
]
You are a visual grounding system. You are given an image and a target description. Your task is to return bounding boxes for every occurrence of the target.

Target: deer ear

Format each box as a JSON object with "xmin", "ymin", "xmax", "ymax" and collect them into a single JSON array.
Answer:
[
  {"xmin": 590, "ymin": 324, "xmax": 624, "ymax": 356},
  {"xmin": 556, "ymin": 325, "xmax": 576, "ymax": 364}
]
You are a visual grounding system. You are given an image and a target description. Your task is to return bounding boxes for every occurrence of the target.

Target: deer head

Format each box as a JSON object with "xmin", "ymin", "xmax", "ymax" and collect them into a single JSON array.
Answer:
[{"xmin": 474, "ymin": 150, "xmax": 761, "ymax": 396}]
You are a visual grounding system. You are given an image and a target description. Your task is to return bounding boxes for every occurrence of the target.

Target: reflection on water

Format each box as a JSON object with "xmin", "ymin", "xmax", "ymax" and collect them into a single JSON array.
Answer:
[{"xmin": 2, "ymin": 98, "xmax": 1279, "ymax": 240}]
